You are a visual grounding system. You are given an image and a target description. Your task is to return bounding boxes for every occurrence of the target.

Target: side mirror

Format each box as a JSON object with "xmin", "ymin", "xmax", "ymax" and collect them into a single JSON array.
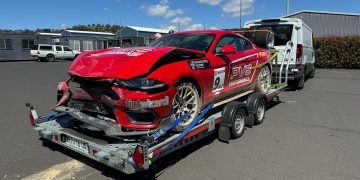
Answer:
[{"xmin": 221, "ymin": 44, "xmax": 236, "ymax": 54}]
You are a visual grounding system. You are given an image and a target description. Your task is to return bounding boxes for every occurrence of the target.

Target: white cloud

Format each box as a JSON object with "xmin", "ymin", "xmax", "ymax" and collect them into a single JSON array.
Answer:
[
  {"xmin": 170, "ymin": 17, "xmax": 192, "ymax": 26},
  {"xmin": 222, "ymin": 0, "xmax": 254, "ymax": 17},
  {"xmin": 198, "ymin": 0, "xmax": 223, "ymax": 6},
  {"xmin": 186, "ymin": 24, "xmax": 204, "ymax": 30},
  {"xmin": 103, "ymin": 7, "xmax": 110, "ymax": 11},
  {"xmin": 209, "ymin": 26, "xmax": 218, "ymax": 29},
  {"xmin": 60, "ymin": 24, "xmax": 67, "ymax": 30},
  {"xmin": 160, "ymin": 24, "xmax": 177, "ymax": 31},
  {"xmin": 141, "ymin": 0, "xmax": 183, "ymax": 18}
]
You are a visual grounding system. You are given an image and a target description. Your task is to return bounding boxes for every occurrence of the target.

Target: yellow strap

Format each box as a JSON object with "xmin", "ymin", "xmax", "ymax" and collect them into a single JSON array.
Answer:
[{"xmin": 251, "ymin": 51, "xmax": 279, "ymax": 70}]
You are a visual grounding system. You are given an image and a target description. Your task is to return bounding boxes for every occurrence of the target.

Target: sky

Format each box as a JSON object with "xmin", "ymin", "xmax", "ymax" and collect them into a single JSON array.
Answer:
[{"xmin": 1, "ymin": 0, "xmax": 359, "ymax": 31}]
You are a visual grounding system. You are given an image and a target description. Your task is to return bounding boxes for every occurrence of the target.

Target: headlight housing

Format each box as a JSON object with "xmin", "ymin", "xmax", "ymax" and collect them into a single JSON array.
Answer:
[{"xmin": 114, "ymin": 78, "xmax": 169, "ymax": 94}]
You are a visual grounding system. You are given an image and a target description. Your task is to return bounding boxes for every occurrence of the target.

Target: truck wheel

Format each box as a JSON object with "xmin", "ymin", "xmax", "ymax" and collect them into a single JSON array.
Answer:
[
  {"xmin": 254, "ymin": 98, "xmax": 266, "ymax": 125},
  {"xmin": 46, "ymin": 54, "xmax": 55, "ymax": 62},
  {"xmin": 256, "ymin": 66, "xmax": 271, "ymax": 94},
  {"xmin": 231, "ymin": 108, "xmax": 246, "ymax": 138},
  {"xmin": 170, "ymin": 82, "xmax": 201, "ymax": 132}
]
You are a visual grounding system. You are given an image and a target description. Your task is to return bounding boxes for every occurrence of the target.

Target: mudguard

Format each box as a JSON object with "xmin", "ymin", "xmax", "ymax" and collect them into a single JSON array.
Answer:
[
  {"xmin": 246, "ymin": 93, "xmax": 267, "ymax": 126},
  {"xmin": 218, "ymin": 101, "xmax": 248, "ymax": 143}
]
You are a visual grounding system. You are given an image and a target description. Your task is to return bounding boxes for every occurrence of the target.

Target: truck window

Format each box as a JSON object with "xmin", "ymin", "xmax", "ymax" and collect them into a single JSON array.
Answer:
[
  {"xmin": 56, "ymin": 46, "xmax": 62, "ymax": 51},
  {"xmin": 63, "ymin": 47, "xmax": 72, "ymax": 51},
  {"xmin": 40, "ymin": 45, "xmax": 53, "ymax": 51},
  {"xmin": 250, "ymin": 25, "xmax": 293, "ymax": 46}
]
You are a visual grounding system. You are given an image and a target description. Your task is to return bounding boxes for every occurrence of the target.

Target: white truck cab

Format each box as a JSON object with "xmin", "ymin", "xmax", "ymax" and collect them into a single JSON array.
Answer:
[
  {"xmin": 31, "ymin": 44, "xmax": 81, "ymax": 62},
  {"xmin": 245, "ymin": 18, "xmax": 315, "ymax": 89}
]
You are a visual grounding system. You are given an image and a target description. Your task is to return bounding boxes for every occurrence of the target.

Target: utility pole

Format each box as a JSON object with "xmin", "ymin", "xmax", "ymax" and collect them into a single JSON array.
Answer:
[
  {"xmin": 240, "ymin": 0, "xmax": 243, "ymax": 28},
  {"xmin": 286, "ymin": 0, "xmax": 290, "ymax": 15}
]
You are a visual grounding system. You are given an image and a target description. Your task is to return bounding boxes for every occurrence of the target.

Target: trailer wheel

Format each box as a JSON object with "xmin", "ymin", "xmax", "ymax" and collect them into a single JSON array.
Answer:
[
  {"xmin": 231, "ymin": 108, "xmax": 246, "ymax": 138},
  {"xmin": 254, "ymin": 98, "xmax": 266, "ymax": 125}
]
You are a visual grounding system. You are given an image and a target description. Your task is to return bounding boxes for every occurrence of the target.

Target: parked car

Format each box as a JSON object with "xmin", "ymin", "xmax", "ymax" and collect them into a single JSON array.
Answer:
[
  {"xmin": 245, "ymin": 18, "xmax": 315, "ymax": 89},
  {"xmin": 31, "ymin": 44, "xmax": 80, "ymax": 62},
  {"xmin": 56, "ymin": 30, "xmax": 273, "ymax": 134}
]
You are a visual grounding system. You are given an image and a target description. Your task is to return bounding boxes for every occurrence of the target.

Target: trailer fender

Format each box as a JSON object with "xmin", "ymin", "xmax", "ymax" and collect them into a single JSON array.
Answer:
[
  {"xmin": 218, "ymin": 101, "xmax": 248, "ymax": 143},
  {"xmin": 246, "ymin": 93, "xmax": 267, "ymax": 125}
]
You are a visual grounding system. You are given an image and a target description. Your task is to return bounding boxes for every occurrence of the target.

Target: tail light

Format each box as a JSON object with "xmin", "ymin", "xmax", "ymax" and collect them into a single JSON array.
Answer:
[
  {"xmin": 295, "ymin": 44, "xmax": 303, "ymax": 68},
  {"xmin": 132, "ymin": 145, "xmax": 145, "ymax": 169}
]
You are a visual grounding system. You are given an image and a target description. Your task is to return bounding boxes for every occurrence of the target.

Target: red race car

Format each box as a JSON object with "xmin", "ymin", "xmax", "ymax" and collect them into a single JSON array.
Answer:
[{"xmin": 56, "ymin": 30, "xmax": 272, "ymax": 134}]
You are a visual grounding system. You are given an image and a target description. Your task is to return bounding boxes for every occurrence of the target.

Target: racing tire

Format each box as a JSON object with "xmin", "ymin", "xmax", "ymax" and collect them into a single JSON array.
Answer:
[
  {"xmin": 170, "ymin": 82, "xmax": 201, "ymax": 132},
  {"xmin": 254, "ymin": 31, "xmax": 275, "ymax": 49},
  {"xmin": 230, "ymin": 108, "xmax": 246, "ymax": 139},
  {"xmin": 255, "ymin": 66, "xmax": 271, "ymax": 94},
  {"xmin": 46, "ymin": 54, "xmax": 55, "ymax": 62}
]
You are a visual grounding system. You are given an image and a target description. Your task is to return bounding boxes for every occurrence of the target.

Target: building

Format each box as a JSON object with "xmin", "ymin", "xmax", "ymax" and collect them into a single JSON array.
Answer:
[
  {"xmin": 0, "ymin": 33, "xmax": 36, "ymax": 61},
  {"xmin": 285, "ymin": 10, "xmax": 360, "ymax": 37},
  {"xmin": 117, "ymin": 26, "xmax": 169, "ymax": 47},
  {"xmin": 60, "ymin": 30, "xmax": 116, "ymax": 51},
  {"xmin": 37, "ymin": 32, "xmax": 62, "ymax": 44}
]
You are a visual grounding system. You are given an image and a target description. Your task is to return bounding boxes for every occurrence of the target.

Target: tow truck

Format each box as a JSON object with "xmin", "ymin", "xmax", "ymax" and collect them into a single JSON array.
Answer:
[{"xmin": 25, "ymin": 30, "xmax": 293, "ymax": 175}]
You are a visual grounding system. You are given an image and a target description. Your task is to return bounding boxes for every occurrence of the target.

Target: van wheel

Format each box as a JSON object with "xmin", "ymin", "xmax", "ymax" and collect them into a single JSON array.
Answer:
[
  {"xmin": 308, "ymin": 68, "xmax": 315, "ymax": 78},
  {"xmin": 289, "ymin": 73, "xmax": 305, "ymax": 90},
  {"xmin": 46, "ymin": 54, "xmax": 55, "ymax": 62}
]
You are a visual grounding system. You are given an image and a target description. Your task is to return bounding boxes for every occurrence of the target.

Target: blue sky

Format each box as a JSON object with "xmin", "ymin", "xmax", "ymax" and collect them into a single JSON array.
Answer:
[{"xmin": 1, "ymin": 0, "xmax": 359, "ymax": 31}]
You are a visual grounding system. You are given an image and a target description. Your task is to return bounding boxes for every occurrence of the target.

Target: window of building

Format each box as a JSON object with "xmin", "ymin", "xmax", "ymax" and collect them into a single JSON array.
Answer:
[
  {"xmin": 83, "ymin": 40, "xmax": 93, "ymax": 51},
  {"xmin": 0, "ymin": 39, "xmax": 13, "ymax": 50},
  {"xmin": 69, "ymin": 40, "xmax": 80, "ymax": 51},
  {"xmin": 22, "ymin": 39, "xmax": 35, "ymax": 49}
]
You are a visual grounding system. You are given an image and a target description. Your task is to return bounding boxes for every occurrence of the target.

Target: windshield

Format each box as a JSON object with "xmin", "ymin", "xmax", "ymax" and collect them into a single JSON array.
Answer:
[
  {"xmin": 250, "ymin": 25, "xmax": 293, "ymax": 46},
  {"xmin": 32, "ymin": 45, "xmax": 39, "ymax": 50},
  {"xmin": 149, "ymin": 33, "xmax": 216, "ymax": 53}
]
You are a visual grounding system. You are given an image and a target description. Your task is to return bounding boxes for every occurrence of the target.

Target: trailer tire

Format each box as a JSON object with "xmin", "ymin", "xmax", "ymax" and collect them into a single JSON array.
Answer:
[
  {"xmin": 230, "ymin": 108, "xmax": 246, "ymax": 138},
  {"xmin": 246, "ymin": 93, "xmax": 267, "ymax": 125}
]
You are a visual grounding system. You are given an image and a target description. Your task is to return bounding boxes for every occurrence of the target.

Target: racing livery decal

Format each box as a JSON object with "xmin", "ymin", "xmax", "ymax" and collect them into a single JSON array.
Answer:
[
  {"xmin": 213, "ymin": 67, "xmax": 225, "ymax": 92},
  {"xmin": 188, "ymin": 59, "xmax": 211, "ymax": 70}
]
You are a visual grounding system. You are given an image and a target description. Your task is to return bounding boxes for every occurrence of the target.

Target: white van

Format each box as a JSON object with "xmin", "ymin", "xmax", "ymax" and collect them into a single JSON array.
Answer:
[{"xmin": 245, "ymin": 18, "xmax": 315, "ymax": 89}]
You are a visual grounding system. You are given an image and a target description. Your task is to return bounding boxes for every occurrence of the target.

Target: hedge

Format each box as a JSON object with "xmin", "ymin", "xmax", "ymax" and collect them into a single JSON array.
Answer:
[{"xmin": 314, "ymin": 36, "xmax": 360, "ymax": 69}]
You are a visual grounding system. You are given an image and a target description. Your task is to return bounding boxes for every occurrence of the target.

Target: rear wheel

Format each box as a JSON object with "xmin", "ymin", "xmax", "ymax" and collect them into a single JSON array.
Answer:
[
  {"xmin": 256, "ymin": 66, "xmax": 271, "ymax": 94},
  {"xmin": 308, "ymin": 68, "xmax": 315, "ymax": 78},
  {"xmin": 170, "ymin": 82, "xmax": 201, "ymax": 132},
  {"xmin": 46, "ymin": 54, "xmax": 55, "ymax": 62}
]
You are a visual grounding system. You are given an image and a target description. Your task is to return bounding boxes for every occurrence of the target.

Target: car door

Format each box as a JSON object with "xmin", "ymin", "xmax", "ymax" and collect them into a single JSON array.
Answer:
[
  {"xmin": 55, "ymin": 46, "xmax": 63, "ymax": 59},
  {"xmin": 63, "ymin": 46, "xmax": 73, "ymax": 58},
  {"xmin": 207, "ymin": 34, "xmax": 260, "ymax": 103}
]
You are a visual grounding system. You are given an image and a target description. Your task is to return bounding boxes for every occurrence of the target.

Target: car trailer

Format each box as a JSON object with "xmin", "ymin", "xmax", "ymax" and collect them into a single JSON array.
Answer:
[{"xmin": 25, "ymin": 34, "xmax": 293, "ymax": 175}]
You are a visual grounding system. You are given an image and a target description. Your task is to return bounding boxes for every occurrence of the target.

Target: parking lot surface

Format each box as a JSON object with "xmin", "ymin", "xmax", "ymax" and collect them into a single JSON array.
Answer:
[{"xmin": 0, "ymin": 61, "xmax": 359, "ymax": 180}]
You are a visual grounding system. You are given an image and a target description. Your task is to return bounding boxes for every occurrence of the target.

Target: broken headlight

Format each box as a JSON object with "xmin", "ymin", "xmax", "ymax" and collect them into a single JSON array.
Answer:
[{"xmin": 114, "ymin": 78, "xmax": 169, "ymax": 93}]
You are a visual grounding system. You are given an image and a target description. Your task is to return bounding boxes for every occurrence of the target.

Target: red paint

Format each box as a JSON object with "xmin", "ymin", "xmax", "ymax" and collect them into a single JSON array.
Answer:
[{"xmin": 60, "ymin": 30, "xmax": 271, "ymax": 130}]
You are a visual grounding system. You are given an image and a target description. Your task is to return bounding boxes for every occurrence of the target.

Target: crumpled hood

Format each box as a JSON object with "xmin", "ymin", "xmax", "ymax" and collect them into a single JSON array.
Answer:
[{"xmin": 68, "ymin": 46, "xmax": 179, "ymax": 80}]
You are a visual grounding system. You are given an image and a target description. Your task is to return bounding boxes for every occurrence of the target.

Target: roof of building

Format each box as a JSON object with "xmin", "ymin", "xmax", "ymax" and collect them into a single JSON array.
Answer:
[
  {"xmin": 124, "ymin": 26, "xmax": 169, "ymax": 34},
  {"xmin": 63, "ymin": 30, "xmax": 115, "ymax": 36},
  {"xmin": 37, "ymin": 32, "xmax": 62, "ymax": 36},
  {"xmin": 285, "ymin": 10, "xmax": 360, "ymax": 17}
]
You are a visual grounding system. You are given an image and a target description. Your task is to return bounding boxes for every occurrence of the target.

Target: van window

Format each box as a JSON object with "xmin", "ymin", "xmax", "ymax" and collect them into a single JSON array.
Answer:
[{"xmin": 250, "ymin": 25, "xmax": 293, "ymax": 46}]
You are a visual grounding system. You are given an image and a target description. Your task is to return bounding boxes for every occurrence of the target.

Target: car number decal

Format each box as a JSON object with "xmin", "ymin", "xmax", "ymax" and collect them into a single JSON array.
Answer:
[{"xmin": 213, "ymin": 67, "xmax": 225, "ymax": 92}]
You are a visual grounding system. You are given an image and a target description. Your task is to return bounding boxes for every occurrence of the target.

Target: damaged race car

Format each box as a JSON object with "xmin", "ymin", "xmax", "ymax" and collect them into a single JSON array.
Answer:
[{"xmin": 56, "ymin": 30, "xmax": 273, "ymax": 135}]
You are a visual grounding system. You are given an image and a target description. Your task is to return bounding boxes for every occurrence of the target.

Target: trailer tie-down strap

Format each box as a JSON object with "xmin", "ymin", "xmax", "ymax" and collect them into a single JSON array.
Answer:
[{"xmin": 160, "ymin": 102, "xmax": 214, "ymax": 153}]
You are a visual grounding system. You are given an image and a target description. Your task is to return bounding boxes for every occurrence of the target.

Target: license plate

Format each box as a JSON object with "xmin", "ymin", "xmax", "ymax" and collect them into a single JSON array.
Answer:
[
  {"xmin": 69, "ymin": 100, "xmax": 108, "ymax": 114},
  {"xmin": 60, "ymin": 134, "xmax": 89, "ymax": 154}
]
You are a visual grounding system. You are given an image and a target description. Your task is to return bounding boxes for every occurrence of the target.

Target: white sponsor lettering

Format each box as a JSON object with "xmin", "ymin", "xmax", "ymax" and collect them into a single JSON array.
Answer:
[{"xmin": 126, "ymin": 96, "xmax": 169, "ymax": 109}]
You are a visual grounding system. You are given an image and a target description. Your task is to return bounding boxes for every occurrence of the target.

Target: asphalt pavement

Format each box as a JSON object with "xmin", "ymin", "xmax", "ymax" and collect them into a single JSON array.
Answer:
[{"xmin": 0, "ymin": 60, "xmax": 359, "ymax": 180}]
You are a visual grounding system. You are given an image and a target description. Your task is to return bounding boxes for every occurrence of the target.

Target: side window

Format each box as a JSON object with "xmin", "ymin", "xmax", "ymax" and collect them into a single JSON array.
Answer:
[
  {"xmin": 63, "ymin": 47, "xmax": 72, "ymax": 51},
  {"xmin": 56, "ymin": 46, "xmax": 62, "ymax": 51},
  {"xmin": 39, "ymin": 46, "xmax": 53, "ymax": 51},
  {"xmin": 214, "ymin": 35, "xmax": 252, "ymax": 54}
]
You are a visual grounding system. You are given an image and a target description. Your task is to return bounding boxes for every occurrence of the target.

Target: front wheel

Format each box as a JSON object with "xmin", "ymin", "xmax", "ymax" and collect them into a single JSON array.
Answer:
[
  {"xmin": 256, "ymin": 66, "xmax": 271, "ymax": 94},
  {"xmin": 170, "ymin": 82, "xmax": 201, "ymax": 132}
]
